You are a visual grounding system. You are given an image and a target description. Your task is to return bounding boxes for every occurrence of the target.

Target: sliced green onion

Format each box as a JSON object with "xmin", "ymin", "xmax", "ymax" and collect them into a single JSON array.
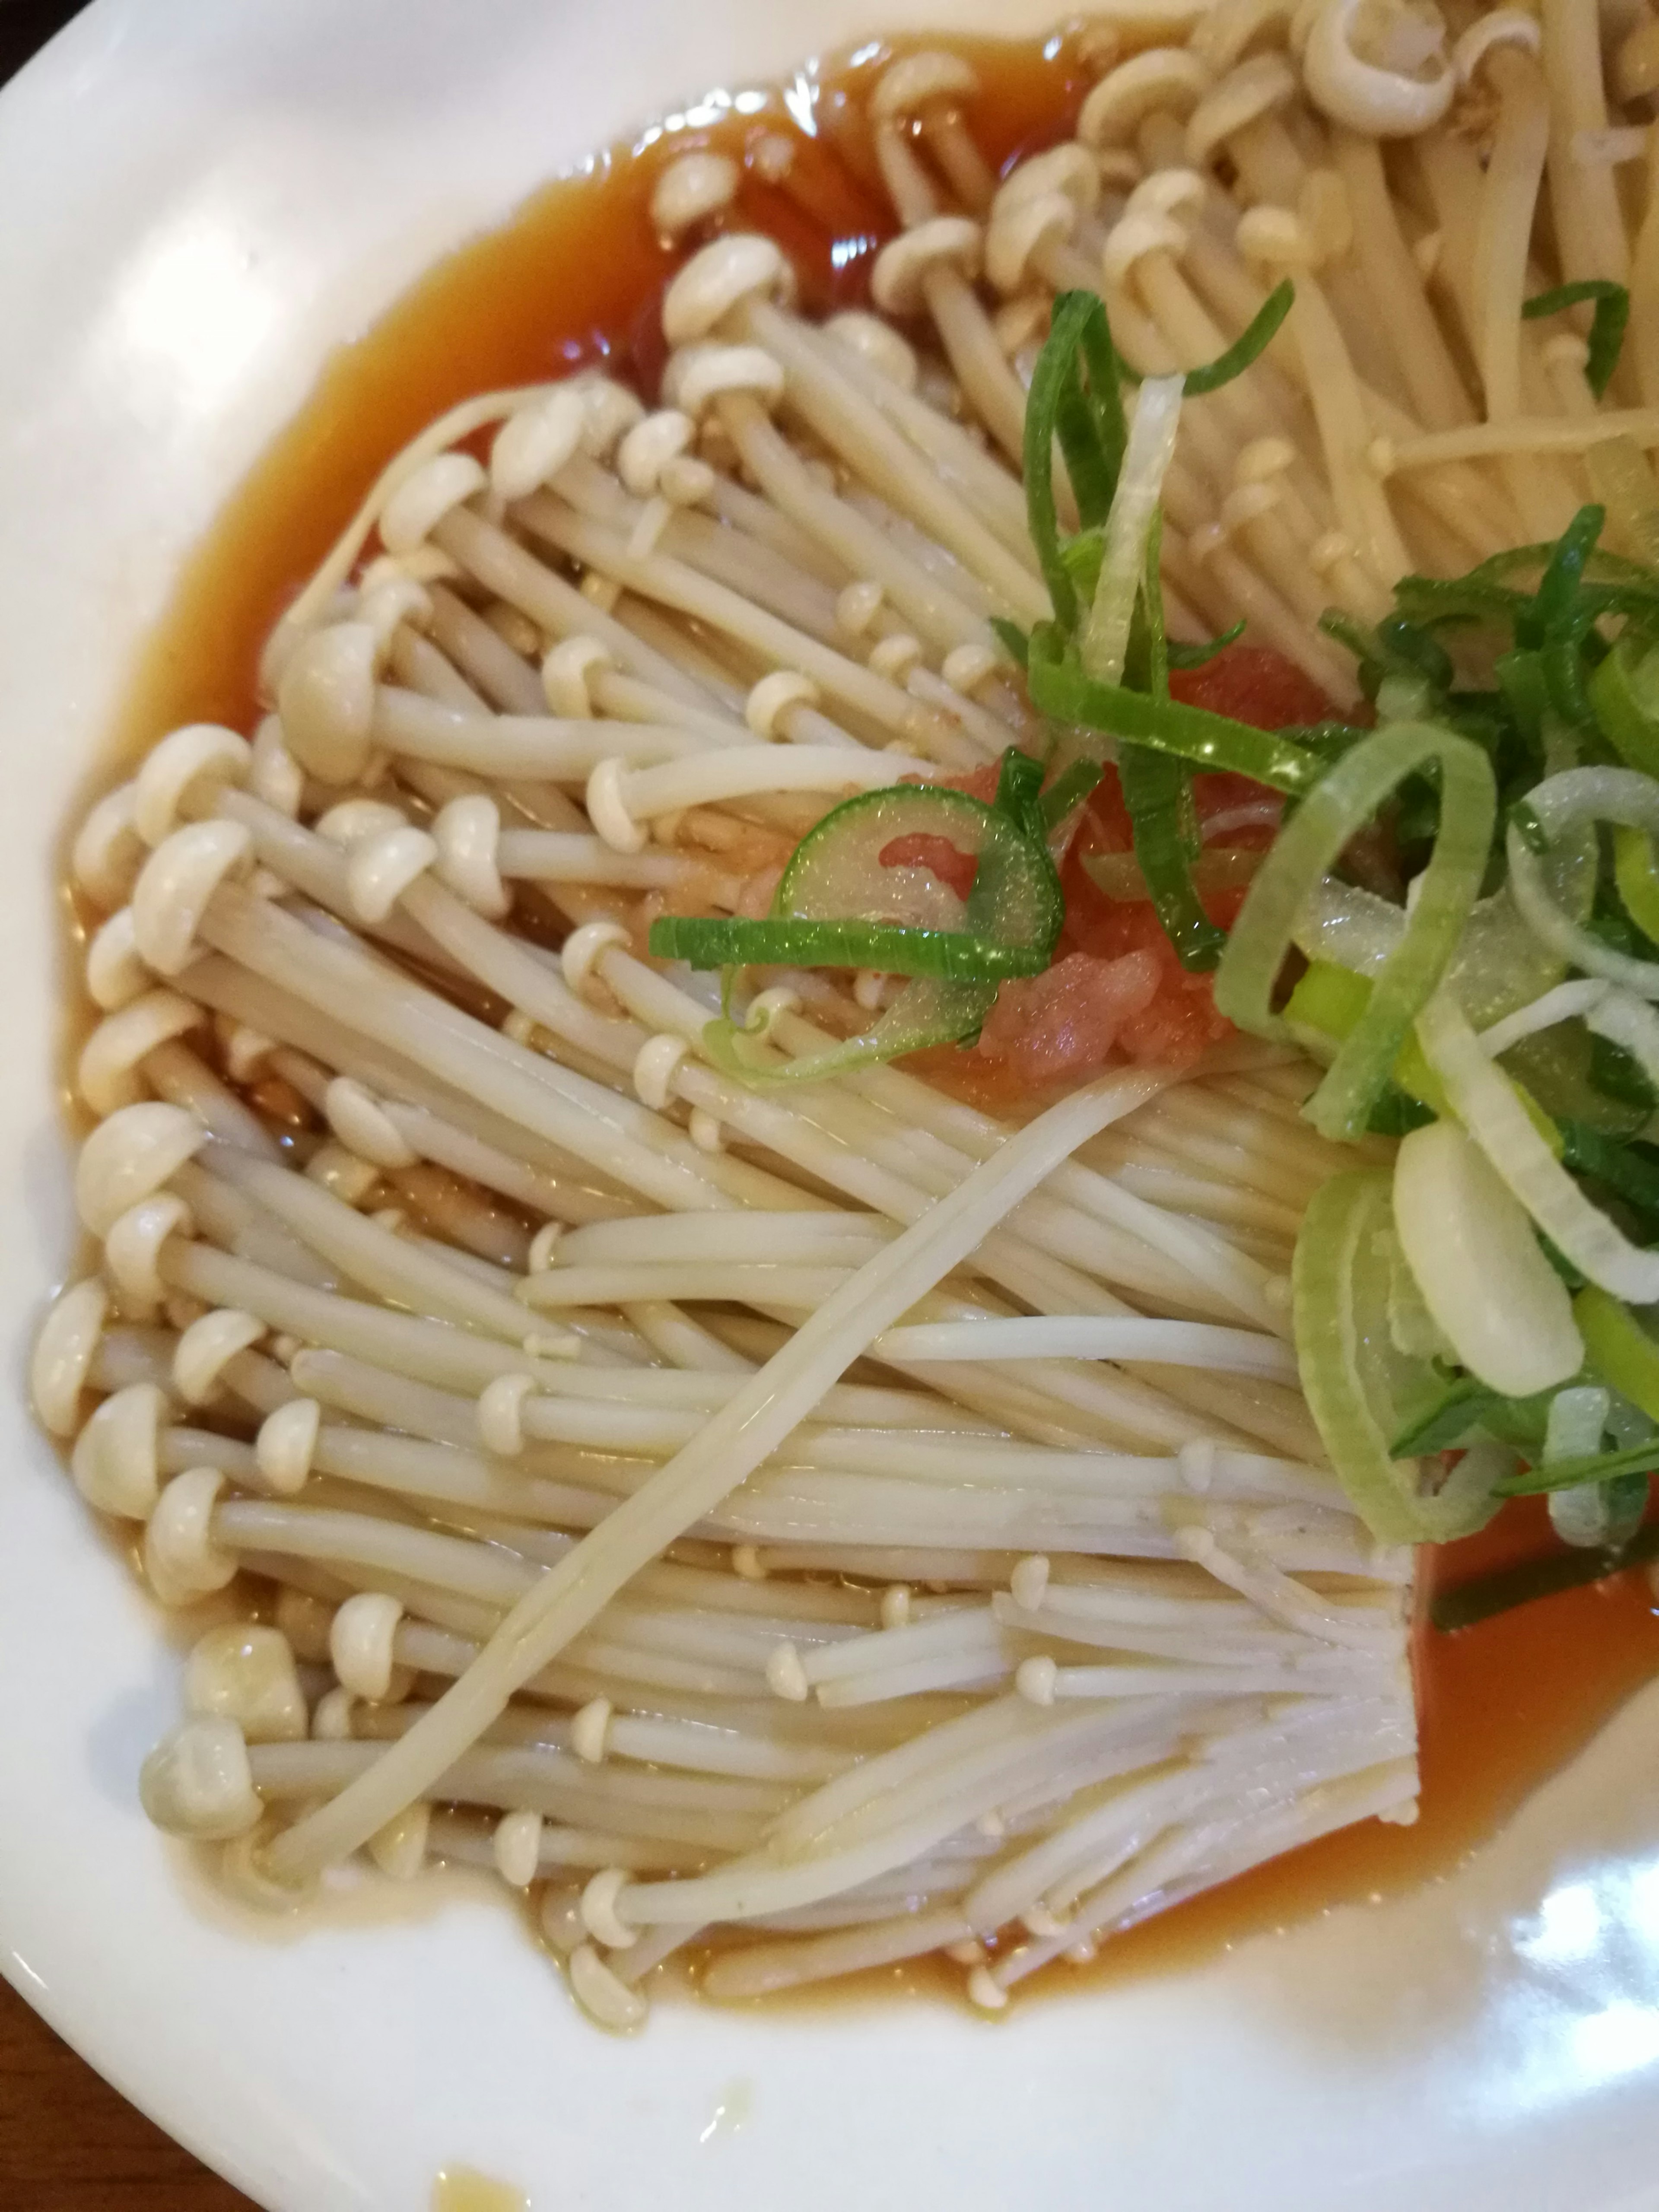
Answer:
[
  {"xmin": 1166, "ymin": 620, "xmax": 1247, "ymax": 671},
  {"xmin": 1585, "ymin": 435, "xmax": 1659, "ymax": 568},
  {"xmin": 989, "ymin": 616, "xmax": 1030, "ymax": 670},
  {"xmin": 1389, "ymin": 1374, "xmax": 1503, "ymax": 1456},
  {"xmin": 1508, "ymin": 798, "xmax": 1548, "ymax": 854},
  {"xmin": 1532, "ymin": 502, "xmax": 1605, "ymax": 640},
  {"xmin": 1559, "ymin": 1118, "xmax": 1659, "ymax": 1224},
  {"xmin": 1585, "ymin": 986, "xmax": 1659, "ymax": 1104},
  {"xmin": 1117, "ymin": 746, "xmax": 1228, "ymax": 972},
  {"xmin": 1508, "ymin": 766, "xmax": 1659, "ymax": 997},
  {"xmin": 1522, "ymin": 281, "xmax": 1631, "ymax": 400},
  {"xmin": 685, "ymin": 759, "xmax": 1062, "ymax": 1080},
  {"xmin": 1083, "ymin": 845, "xmax": 1262, "ymax": 902},
  {"xmin": 1179, "ymin": 280, "xmax": 1295, "ymax": 395},
  {"xmin": 703, "ymin": 976, "xmax": 995, "ymax": 1088},
  {"xmin": 1081, "ymin": 373, "xmax": 1183, "ymax": 684},
  {"xmin": 1590, "ymin": 635, "xmax": 1659, "ymax": 776},
  {"xmin": 1495, "ymin": 1431, "xmax": 1659, "ymax": 1497},
  {"xmin": 1023, "ymin": 290, "xmax": 1128, "ymax": 630},
  {"xmin": 1027, "ymin": 628, "xmax": 1326, "ymax": 795},
  {"xmin": 1612, "ymin": 823, "xmax": 1659, "ymax": 945},
  {"xmin": 1391, "ymin": 1118, "xmax": 1583, "ymax": 1395},
  {"xmin": 1417, "ymin": 990, "xmax": 1659, "ymax": 1303},
  {"xmin": 1038, "ymin": 760, "xmax": 1103, "ymax": 831},
  {"xmin": 1217, "ymin": 724, "xmax": 1496, "ymax": 1142},
  {"xmin": 1539, "ymin": 1384, "xmax": 1646, "ymax": 1549},
  {"xmin": 649, "ymin": 914, "xmax": 1047, "ymax": 979},
  {"xmin": 1292, "ymin": 1169, "xmax": 1501, "ymax": 1542},
  {"xmin": 1576, "ymin": 1284, "xmax": 1659, "ymax": 1423},
  {"xmin": 990, "ymin": 747, "xmax": 1050, "ymax": 851},
  {"xmin": 652, "ymin": 782, "xmax": 1066, "ymax": 979}
]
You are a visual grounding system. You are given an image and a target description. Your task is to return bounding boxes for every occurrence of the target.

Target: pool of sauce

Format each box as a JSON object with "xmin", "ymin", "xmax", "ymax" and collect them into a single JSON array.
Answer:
[{"xmin": 85, "ymin": 27, "xmax": 1659, "ymax": 2005}]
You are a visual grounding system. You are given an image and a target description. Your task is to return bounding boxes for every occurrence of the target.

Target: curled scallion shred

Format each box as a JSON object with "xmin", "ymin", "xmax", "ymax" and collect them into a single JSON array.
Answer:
[
  {"xmin": 1508, "ymin": 767, "xmax": 1659, "ymax": 998},
  {"xmin": 1391, "ymin": 1119, "xmax": 1583, "ymax": 1396},
  {"xmin": 1292, "ymin": 1169, "xmax": 1502, "ymax": 1543},
  {"xmin": 1216, "ymin": 724, "xmax": 1496, "ymax": 1142},
  {"xmin": 1416, "ymin": 990, "xmax": 1659, "ymax": 1304}
]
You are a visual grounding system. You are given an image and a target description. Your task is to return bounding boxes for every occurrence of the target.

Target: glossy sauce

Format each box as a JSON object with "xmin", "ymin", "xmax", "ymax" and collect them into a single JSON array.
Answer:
[{"xmin": 92, "ymin": 29, "xmax": 1659, "ymax": 2005}]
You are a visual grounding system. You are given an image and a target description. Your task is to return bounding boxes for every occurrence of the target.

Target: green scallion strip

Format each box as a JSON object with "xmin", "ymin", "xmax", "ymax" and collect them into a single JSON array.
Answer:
[
  {"xmin": 1167, "ymin": 620, "xmax": 1246, "ymax": 671},
  {"xmin": 1215, "ymin": 723, "xmax": 1496, "ymax": 1142},
  {"xmin": 1523, "ymin": 281, "xmax": 1631, "ymax": 400},
  {"xmin": 1038, "ymin": 760, "xmax": 1103, "ymax": 831},
  {"xmin": 1495, "ymin": 1431, "xmax": 1659, "ymax": 1496},
  {"xmin": 1389, "ymin": 1375, "xmax": 1503, "ymax": 1457},
  {"xmin": 1027, "ymin": 627, "xmax": 1326, "ymax": 795},
  {"xmin": 1293, "ymin": 1169, "xmax": 1501, "ymax": 1541},
  {"xmin": 1560, "ymin": 1119, "xmax": 1659, "ymax": 1221},
  {"xmin": 989, "ymin": 617, "xmax": 1030, "ymax": 670},
  {"xmin": 1180, "ymin": 280, "xmax": 1294, "ymax": 395},
  {"xmin": 1118, "ymin": 746, "xmax": 1227, "ymax": 972},
  {"xmin": 703, "ymin": 975, "xmax": 995, "ymax": 1088},
  {"xmin": 647, "ymin": 915, "xmax": 1049, "ymax": 980},
  {"xmin": 1023, "ymin": 290, "xmax": 1125, "ymax": 632},
  {"xmin": 1532, "ymin": 503, "xmax": 1605, "ymax": 640}
]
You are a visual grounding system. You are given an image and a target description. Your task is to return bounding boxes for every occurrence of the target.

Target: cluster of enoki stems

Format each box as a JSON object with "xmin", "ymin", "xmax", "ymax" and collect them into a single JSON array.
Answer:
[{"xmin": 29, "ymin": 19, "xmax": 1498, "ymax": 2030}]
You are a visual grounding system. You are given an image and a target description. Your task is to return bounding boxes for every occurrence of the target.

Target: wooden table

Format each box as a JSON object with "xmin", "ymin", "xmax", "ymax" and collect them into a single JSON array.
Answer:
[{"xmin": 0, "ymin": 1974, "xmax": 252, "ymax": 2211}]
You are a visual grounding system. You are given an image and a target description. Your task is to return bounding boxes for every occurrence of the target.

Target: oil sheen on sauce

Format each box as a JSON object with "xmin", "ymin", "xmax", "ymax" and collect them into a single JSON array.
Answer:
[{"xmin": 97, "ymin": 28, "xmax": 1659, "ymax": 2005}]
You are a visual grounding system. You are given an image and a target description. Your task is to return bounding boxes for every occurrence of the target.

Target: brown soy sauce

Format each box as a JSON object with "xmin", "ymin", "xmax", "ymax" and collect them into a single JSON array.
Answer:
[{"xmin": 85, "ymin": 28, "xmax": 1659, "ymax": 2008}]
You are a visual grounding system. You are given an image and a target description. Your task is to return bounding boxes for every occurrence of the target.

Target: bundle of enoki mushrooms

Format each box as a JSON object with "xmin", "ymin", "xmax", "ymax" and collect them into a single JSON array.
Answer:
[{"xmin": 50, "ymin": 0, "xmax": 1659, "ymax": 2024}]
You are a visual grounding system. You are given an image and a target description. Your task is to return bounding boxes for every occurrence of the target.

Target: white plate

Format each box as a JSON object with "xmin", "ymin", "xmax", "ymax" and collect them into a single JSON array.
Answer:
[{"xmin": 6, "ymin": 4, "xmax": 1659, "ymax": 2206}]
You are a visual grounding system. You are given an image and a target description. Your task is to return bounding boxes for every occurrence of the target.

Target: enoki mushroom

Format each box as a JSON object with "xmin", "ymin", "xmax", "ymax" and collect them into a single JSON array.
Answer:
[{"xmin": 51, "ymin": 0, "xmax": 1659, "ymax": 2026}]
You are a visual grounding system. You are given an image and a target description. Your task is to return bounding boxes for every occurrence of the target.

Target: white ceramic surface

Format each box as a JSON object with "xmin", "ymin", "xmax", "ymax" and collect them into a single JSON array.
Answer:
[{"xmin": 6, "ymin": 4, "xmax": 1659, "ymax": 2207}]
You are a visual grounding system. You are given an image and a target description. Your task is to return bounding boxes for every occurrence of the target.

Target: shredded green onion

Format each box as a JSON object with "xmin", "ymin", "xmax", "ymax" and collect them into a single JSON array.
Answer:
[
  {"xmin": 703, "ymin": 975, "xmax": 995, "ymax": 1088},
  {"xmin": 1292, "ymin": 1169, "xmax": 1502, "ymax": 1541},
  {"xmin": 1179, "ymin": 280, "xmax": 1295, "ymax": 394},
  {"xmin": 1523, "ymin": 281, "xmax": 1631, "ymax": 400},
  {"xmin": 1026, "ymin": 629, "xmax": 1326, "ymax": 795},
  {"xmin": 1217, "ymin": 724, "xmax": 1496, "ymax": 1142}
]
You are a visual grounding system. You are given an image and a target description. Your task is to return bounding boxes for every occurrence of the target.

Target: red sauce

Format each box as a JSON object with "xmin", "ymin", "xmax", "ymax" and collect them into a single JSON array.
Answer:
[{"xmin": 91, "ymin": 29, "xmax": 1659, "ymax": 2006}]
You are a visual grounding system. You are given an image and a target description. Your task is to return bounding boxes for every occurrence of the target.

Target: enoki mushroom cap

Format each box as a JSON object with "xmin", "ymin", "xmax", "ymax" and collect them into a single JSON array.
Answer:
[
  {"xmin": 985, "ymin": 192, "xmax": 1077, "ymax": 296},
  {"xmin": 31, "ymin": 1277, "xmax": 110, "ymax": 1437},
  {"xmin": 994, "ymin": 143, "xmax": 1101, "ymax": 221},
  {"xmin": 277, "ymin": 620, "xmax": 379, "ymax": 785},
  {"xmin": 75, "ymin": 1100, "xmax": 205, "ymax": 1237},
  {"xmin": 870, "ymin": 48, "xmax": 979, "ymax": 122},
  {"xmin": 130, "ymin": 817, "xmax": 254, "ymax": 976},
  {"xmin": 1077, "ymin": 48, "xmax": 1214, "ymax": 148},
  {"xmin": 1185, "ymin": 51, "xmax": 1299, "ymax": 164},
  {"xmin": 661, "ymin": 234, "xmax": 793, "ymax": 346},
  {"xmin": 823, "ymin": 312, "xmax": 919, "ymax": 391},
  {"xmin": 184, "ymin": 1623, "xmax": 308, "ymax": 1745},
  {"xmin": 132, "ymin": 723, "xmax": 251, "ymax": 848},
  {"xmin": 140, "ymin": 1716, "xmax": 263, "ymax": 1840},
  {"xmin": 870, "ymin": 216, "xmax": 982, "ymax": 316},
  {"xmin": 1193, "ymin": 0, "xmax": 1298, "ymax": 74},
  {"xmin": 1302, "ymin": 0, "xmax": 1455, "ymax": 136},
  {"xmin": 662, "ymin": 343, "xmax": 785, "ymax": 417},
  {"xmin": 70, "ymin": 1379, "xmax": 166, "ymax": 1518},
  {"xmin": 650, "ymin": 148, "xmax": 740, "ymax": 240},
  {"xmin": 489, "ymin": 385, "xmax": 587, "ymax": 503}
]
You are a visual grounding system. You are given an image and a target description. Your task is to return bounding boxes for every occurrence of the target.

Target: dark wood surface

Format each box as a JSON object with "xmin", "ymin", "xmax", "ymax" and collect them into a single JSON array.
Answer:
[{"xmin": 0, "ymin": 1974, "xmax": 254, "ymax": 2211}]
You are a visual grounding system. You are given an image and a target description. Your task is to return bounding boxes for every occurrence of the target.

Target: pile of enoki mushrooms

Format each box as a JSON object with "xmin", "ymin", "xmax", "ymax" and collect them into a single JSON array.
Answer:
[{"xmin": 41, "ymin": 0, "xmax": 1658, "ymax": 2025}]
